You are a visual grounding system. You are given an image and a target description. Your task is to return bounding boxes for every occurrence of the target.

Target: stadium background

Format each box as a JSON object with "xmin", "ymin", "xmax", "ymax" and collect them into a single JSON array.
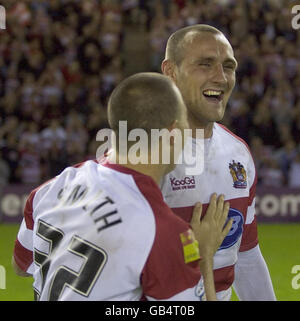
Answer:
[{"xmin": 0, "ymin": 0, "xmax": 299, "ymax": 300}]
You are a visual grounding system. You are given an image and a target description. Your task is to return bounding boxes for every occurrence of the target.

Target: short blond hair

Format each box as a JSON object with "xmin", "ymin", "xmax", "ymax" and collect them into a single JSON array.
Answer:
[{"xmin": 165, "ymin": 24, "xmax": 223, "ymax": 66}]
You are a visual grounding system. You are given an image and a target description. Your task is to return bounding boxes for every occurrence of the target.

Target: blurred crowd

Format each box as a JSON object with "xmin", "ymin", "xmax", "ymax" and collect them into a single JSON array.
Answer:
[{"xmin": 0, "ymin": 0, "xmax": 299, "ymax": 189}]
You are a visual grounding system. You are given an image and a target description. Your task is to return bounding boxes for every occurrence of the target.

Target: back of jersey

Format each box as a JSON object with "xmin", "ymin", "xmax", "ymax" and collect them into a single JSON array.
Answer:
[{"xmin": 30, "ymin": 161, "xmax": 156, "ymax": 301}]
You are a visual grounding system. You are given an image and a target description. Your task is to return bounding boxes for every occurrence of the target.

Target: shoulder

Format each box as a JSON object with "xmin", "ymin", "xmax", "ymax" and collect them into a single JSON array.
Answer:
[
  {"xmin": 133, "ymin": 175, "xmax": 170, "ymax": 220},
  {"xmin": 24, "ymin": 177, "xmax": 56, "ymax": 230},
  {"xmin": 215, "ymin": 123, "xmax": 257, "ymax": 187},
  {"xmin": 216, "ymin": 123, "xmax": 251, "ymax": 154},
  {"xmin": 24, "ymin": 160, "xmax": 97, "ymax": 225},
  {"xmin": 134, "ymin": 175, "xmax": 189, "ymax": 229},
  {"xmin": 215, "ymin": 124, "xmax": 255, "ymax": 169},
  {"xmin": 32, "ymin": 161, "xmax": 93, "ymax": 201}
]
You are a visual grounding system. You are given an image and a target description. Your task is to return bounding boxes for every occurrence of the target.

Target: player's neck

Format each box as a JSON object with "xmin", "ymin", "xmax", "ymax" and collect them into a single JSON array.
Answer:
[
  {"xmin": 106, "ymin": 150, "xmax": 168, "ymax": 185},
  {"xmin": 188, "ymin": 114, "xmax": 214, "ymax": 139},
  {"xmin": 123, "ymin": 163, "xmax": 167, "ymax": 185}
]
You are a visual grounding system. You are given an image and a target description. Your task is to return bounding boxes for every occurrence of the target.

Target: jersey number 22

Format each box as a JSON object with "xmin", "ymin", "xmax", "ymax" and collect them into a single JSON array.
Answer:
[{"xmin": 34, "ymin": 219, "xmax": 107, "ymax": 300}]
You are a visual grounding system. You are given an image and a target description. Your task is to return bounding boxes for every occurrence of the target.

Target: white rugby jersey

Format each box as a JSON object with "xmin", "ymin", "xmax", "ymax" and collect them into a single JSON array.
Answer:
[
  {"xmin": 161, "ymin": 123, "xmax": 258, "ymax": 301},
  {"xmin": 14, "ymin": 160, "xmax": 204, "ymax": 301}
]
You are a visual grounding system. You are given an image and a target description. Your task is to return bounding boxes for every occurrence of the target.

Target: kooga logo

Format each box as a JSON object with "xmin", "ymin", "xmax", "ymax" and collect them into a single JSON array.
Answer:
[{"xmin": 170, "ymin": 176, "xmax": 196, "ymax": 191}]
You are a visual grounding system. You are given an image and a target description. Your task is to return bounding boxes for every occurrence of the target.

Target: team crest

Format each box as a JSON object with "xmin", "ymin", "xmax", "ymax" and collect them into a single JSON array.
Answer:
[{"xmin": 229, "ymin": 160, "xmax": 247, "ymax": 189}]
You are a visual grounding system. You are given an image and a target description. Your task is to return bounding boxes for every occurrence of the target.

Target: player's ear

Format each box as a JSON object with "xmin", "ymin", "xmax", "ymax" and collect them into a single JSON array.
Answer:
[
  {"xmin": 168, "ymin": 120, "xmax": 178, "ymax": 147},
  {"xmin": 161, "ymin": 59, "xmax": 177, "ymax": 82}
]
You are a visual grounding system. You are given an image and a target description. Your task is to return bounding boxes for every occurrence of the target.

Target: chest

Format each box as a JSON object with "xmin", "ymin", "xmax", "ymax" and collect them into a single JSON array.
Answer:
[{"xmin": 163, "ymin": 140, "xmax": 252, "ymax": 207}]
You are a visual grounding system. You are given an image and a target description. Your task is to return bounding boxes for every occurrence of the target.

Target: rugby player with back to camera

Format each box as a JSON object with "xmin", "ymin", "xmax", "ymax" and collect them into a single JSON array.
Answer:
[
  {"xmin": 12, "ymin": 72, "xmax": 232, "ymax": 301},
  {"xmin": 161, "ymin": 24, "xmax": 276, "ymax": 301}
]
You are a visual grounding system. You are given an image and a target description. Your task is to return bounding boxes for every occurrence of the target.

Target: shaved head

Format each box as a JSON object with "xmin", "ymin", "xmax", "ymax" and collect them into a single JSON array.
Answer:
[
  {"xmin": 108, "ymin": 72, "xmax": 185, "ymax": 135},
  {"xmin": 165, "ymin": 24, "xmax": 224, "ymax": 66}
]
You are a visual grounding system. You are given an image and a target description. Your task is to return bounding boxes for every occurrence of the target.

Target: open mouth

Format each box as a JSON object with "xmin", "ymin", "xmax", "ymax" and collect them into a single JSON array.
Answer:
[{"xmin": 203, "ymin": 89, "xmax": 224, "ymax": 103}]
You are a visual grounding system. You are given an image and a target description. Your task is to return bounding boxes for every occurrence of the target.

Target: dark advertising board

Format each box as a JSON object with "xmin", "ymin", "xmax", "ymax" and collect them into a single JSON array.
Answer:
[{"xmin": 0, "ymin": 185, "xmax": 300, "ymax": 223}]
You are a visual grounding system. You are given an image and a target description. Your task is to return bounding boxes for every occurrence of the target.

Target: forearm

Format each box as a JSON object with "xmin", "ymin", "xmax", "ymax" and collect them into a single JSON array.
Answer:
[
  {"xmin": 199, "ymin": 257, "xmax": 217, "ymax": 301},
  {"xmin": 12, "ymin": 256, "xmax": 32, "ymax": 277},
  {"xmin": 189, "ymin": 196, "xmax": 231, "ymax": 301},
  {"xmin": 233, "ymin": 245, "xmax": 276, "ymax": 301}
]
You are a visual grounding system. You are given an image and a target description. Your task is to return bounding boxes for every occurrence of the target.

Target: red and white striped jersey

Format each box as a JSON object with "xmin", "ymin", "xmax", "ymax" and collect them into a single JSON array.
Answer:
[
  {"xmin": 14, "ymin": 160, "xmax": 204, "ymax": 301},
  {"xmin": 161, "ymin": 123, "xmax": 258, "ymax": 301}
]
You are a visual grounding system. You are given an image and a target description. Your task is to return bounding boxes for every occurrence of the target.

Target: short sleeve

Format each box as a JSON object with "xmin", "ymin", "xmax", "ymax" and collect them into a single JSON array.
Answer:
[
  {"xmin": 240, "ymin": 164, "xmax": 258, "ymax": 252},
  {"xmin": 141, "ymin": 213, "xmax": 202, "ymax": 300},
  {"xmin": 13, "ymin": 190, "xmax": 36, "ymax": 273}
]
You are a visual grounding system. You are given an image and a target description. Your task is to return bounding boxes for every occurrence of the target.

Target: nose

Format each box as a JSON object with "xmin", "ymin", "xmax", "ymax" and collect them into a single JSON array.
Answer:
[{"xmin": 211, "ymin": 63, "xmax": 227, "ymax": 85}]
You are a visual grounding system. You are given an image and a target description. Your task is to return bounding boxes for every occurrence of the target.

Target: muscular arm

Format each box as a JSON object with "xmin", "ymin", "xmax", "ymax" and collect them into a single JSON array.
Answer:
[{"xmin": 233, "ymin": 245, "xmax": 276, "ymax": 301}]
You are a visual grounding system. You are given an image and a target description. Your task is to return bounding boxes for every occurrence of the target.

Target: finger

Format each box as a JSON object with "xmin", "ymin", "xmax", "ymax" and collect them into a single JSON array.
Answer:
[
  {"xmin": 205, "ymin": 193, "xmax": 217, "ymax": 220},
  {"xmin": 215, "ymin": 194, "xmax": 225, "ymax": 220},
  {"xmin": 219, "ymin": 201, "xmax": 230, "ymax": 228},
  {"xmin": 221, "ymin": 218, "xmax": 233, "ymax": 239},
  {"xmin": 190, "ymin": 202, "xmax": 202, "ymax": 226}
]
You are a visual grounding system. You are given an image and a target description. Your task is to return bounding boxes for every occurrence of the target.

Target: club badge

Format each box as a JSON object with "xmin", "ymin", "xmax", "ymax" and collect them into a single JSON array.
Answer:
[{"xmin": 229, "ymin": 160, "xmax": 247, "ymax": 189}]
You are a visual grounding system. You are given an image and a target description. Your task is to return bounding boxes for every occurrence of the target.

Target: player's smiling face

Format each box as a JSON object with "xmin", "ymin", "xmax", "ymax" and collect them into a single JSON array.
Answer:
[{"xmin": 173, "ymin": 32, "xmax": 237, "ymax": 126}]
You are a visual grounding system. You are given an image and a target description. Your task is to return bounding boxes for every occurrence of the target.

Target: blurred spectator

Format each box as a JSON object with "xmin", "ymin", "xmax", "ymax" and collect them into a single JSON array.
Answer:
[
  {"xmin": 149, "ymin": 15, "xmax": 168, "ymax": 71},
  {"xmin": 0, "ymin": 115, "xmax": 21, "ymax": 142},
  {"xmin": 276, "ymin": 139, "xmax": 297, "ymax": 185},
  {"xmin": 288, "ymin": 151, "xmax": 300, "ymax": 188},
  {"xmin": 65, "ymin": 111, "xmax": 88, "ymax": 155},
  {"xmin": 87, "ymin": 104, "xmax": 109, "ymax": 139},
  {"xmin": 229, "ymin": 99, "xmax": 251, "ymax": 142},
  {"xmin": 252, "ymin": 100, "xmax": 278, "ymax": 146},
  {"xmin": 1, "ymin": 134, "xmax": 19, "ymax": 183},
  {"xmin": 47, "ymin": 141, "xmax": 68, "ymax": 178},
  {"xmin": 41, "ymin": 119, "xmax": 66, "ymax": 151},
  {"xmin": 249, "ymin": 135, "xmax": 277, "ymax": 185},
  {"xmin": 181, "ymin": 1, "xmax": 201, "ymax": 26},
  {"xmin": 19, "ymin": 121, "xmax": 41, "ymax": 150},
  {"xmin": 260, "ymin": 158, "xmax": 284, "ymax": 188},
  {"xmin": 18, "ymin": 141, "xmax": 41, "ymax": 184},
  {"xmin": 165, "ymin": 2, "xmax": 184, "ymax": 33}
]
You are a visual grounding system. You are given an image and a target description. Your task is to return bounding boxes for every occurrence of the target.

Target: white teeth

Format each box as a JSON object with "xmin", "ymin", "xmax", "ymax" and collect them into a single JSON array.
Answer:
[{"xmin": 203, "ymin": 90, "xmax": 222, "ymax": 96}]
